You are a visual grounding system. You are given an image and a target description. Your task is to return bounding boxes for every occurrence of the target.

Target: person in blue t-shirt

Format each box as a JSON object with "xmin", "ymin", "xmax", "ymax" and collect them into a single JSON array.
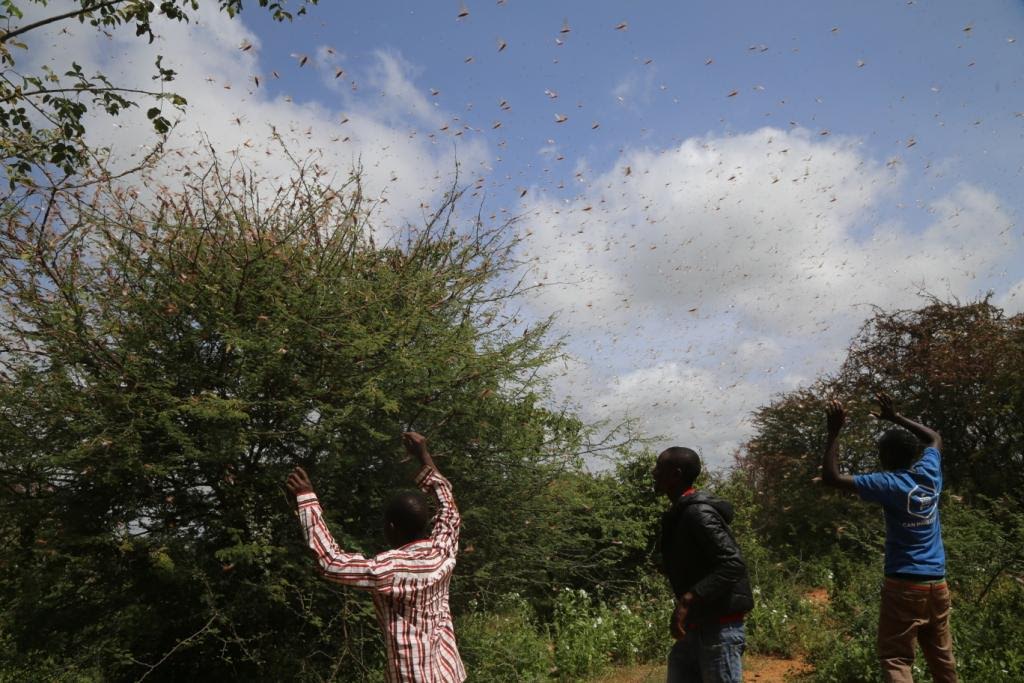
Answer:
[{"xmin": 819, "ymin": 392, "xmax": 957, "ymax": 683}]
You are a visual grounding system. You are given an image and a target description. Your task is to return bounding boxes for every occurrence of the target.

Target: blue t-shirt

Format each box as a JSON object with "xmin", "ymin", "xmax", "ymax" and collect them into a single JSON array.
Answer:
[{"xmin": 853, "ymin": 447, "xmax": 946, "ymax": 577}]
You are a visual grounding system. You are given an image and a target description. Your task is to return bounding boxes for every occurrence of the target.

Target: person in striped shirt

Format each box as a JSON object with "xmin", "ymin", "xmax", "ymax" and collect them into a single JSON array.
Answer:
[{"xmin": 285, "ymin": 432, "xmax": 466, "ymax": 683}]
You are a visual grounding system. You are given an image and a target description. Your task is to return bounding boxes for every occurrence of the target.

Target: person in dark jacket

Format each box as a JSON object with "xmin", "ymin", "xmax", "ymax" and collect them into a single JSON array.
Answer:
[{"xmin": 654, "ymin": 446, "xmax": 754, "ymax": 683}]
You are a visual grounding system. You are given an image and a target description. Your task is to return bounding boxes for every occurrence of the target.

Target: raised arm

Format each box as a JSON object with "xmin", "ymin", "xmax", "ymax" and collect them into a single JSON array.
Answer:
[
  {"xmin": 821, "ymin": 399, "xmax": 857, "ymax": 491},
  {"xmin": 285, "ymin": 467, "xmax": 393, "ymax": 590},
  {"xmin": 871, "ymin": 392, "xmax": 941, "ymax": 450},
  {"xmin": 403, "ymin": 432, "xmax": 460, "ymax": 557}
]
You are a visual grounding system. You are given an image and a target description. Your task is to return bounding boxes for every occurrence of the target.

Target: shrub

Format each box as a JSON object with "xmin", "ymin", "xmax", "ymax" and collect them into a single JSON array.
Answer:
[
  {"xmin": 552, "ymin": 588, "xmax": 617, "ymax": 681},
  {"xmin": 550, "ymin": 584, "xmax": 672, "ymax": 681},
  {"xmin": 456, "ymin": 594, "xmax": 552, "ymax": 683}
]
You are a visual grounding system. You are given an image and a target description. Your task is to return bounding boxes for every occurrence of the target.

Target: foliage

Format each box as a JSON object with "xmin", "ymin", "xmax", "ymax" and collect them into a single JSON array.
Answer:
[
  {"xmin": 551, "ymin": 586, "xmax": 670, "ymax": 682},
  {"xmin": 941, "ymin": 495, "xmax": 1024, "ymax": 681},
  {"xmin": 797, "ymin": 498, "xmax": 1024, "ymax": 682},
  {"xmin": 736, "ymin": 297, "xmax": 1024, "ymax": 681},
  {"xmin": 451, "ymin": 441, "xmax": 656, "ymax": 611},
  {"xmin": 738, "ymin": 297, "xmax": 1024, "ymax": 557},
  {"xmin": 837, "ymin": 298, "xmax": 1024, "ymax": 501},
  {"xmin": 3, "ymin": 146, "xmax": 1023, "ymax": 683},
  {"xmin": 456, "ymin": 583, "xmax": 672, "ymax": 683},
  {"xmin": 0, "ymin": 152, "xmax": 639, "ymax": 679},
  {"xmin": 0, "ymin": 0, "xmax": 318, "ymax": 187},
  {"xmin": 801, "ymin": 553, "xmax": 883, "ymax": 683},
  {"xmin": 698, "ymin": 472, "xmax": 838, "ymax": 663},
  {"xmin": 456, "ymin": 593, "xmax": 553, "ymax": 683}
]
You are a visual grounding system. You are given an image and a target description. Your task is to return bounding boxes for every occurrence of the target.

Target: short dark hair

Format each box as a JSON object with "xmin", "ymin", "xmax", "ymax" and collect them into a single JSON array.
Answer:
[
  {"xmin": 660, "ymin": 446, "xmax": 702, "ymax": 488},
  {"xmin": 877, "ymin": 428, "xmax": 921, "ymax": 470},
  {"xmin": 384, "ymin": 490, "xmax": 431, "ymax": 540}
]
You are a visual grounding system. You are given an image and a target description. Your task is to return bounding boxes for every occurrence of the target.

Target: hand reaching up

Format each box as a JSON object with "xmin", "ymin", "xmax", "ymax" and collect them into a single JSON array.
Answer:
[
  {"xmin": 286, "ymin": 466, "xmax": 314, "ymax": 498},
  {"xmin": 402, "ymin": 432, "xmax": 436, "ymax": 472},
  {"xmin": 871, "ymin": 392, "xmax": 899, "ymax": 422},
  {"xmin": 826, "ymin": 399, "xmax": 847, "ymax": 436}
]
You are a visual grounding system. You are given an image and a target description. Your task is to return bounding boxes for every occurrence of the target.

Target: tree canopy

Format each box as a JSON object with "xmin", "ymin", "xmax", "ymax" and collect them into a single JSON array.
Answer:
[
  {"xmin": 738, "ymin": 296, "xmax": 1024, "ymax": 565},
  {"xmin": 0, "ymin": 154, "xmax": 648, "ymax": 679}
]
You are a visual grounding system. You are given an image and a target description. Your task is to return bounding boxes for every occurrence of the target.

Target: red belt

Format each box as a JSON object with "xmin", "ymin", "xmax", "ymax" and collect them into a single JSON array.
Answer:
[
  {"xmin": 885, "ymin": 577, "xmax": 947, "ymax": 591},
  {"xmin": 686, "ymin": 611, "xmax": 746, "ymax": 629},
  {"xmin": 716, "ymin": 611, "xmax": 746, "ymax": 624}
]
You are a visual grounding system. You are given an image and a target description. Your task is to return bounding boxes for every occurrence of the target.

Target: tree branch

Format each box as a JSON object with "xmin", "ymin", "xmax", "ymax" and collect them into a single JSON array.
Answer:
[
  {"xmin": 133, "ymin": 614, "xmax": 217, "ymax": 682},
  {"xmin": 1, "ymin": 0, "xmax": 127, "ymax": 45},
  {"xmin": 1, "ymin": 85, "xmax": 167, "ymax": 103}
]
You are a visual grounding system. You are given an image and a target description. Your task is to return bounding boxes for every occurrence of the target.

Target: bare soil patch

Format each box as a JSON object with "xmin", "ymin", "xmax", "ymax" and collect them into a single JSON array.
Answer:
[{"xmin": 593, "ymin": 653, "xmax": 813, "ymax": 682}]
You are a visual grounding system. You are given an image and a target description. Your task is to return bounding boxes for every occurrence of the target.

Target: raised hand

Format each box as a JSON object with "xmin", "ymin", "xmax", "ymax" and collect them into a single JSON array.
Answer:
[
  {"xmin": 821, "ymin": 398, "xmax": 856, "ymax": 491},
  {"xmin": 402, "ymin": 432, "xmax": 436, "ymax": 471},
  {"xmin": 286, "ymin": 466, "xmax": 314, "ymax": 497},
  {"xmin": 826, "ymin": 399, "xmax": 847, "ymax": 435},
  {"xmin": 871, "ymin": 392, "xmax": 898, "ymax": 422}
]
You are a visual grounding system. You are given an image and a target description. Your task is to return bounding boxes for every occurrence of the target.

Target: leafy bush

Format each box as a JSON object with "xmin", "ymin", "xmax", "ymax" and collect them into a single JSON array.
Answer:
[
  {"xmin": 551, "ymin": 585, "xmax": 672, "ymax": 682},
  {"xmin": 804, "ymin": 556, "xmax": 883, "ymax": 683},
  {"xmin": 457, "ymin": 594, "xmax": 553, "ymax": 683},
  {"xmin": 953, "ymin": 578, "xmax": 1024, "ymax": 680},
  {"xmin": 0, "ymin": 154, "xmax": 633, "ymax": 679},
  {"xmin": 942, "ymin": 494, "xmax": 1024, "ymax": 681},
  {"xmin": 794, "ymin": 501, "xmax": 1024, "ymax": 682},
  {"xmin": 605, "ymin": 592, "xmax": 672, "ymax": 665},
  {"xmin": 552, "ymin": 588, "xmax": 618, "ymax": 681}
]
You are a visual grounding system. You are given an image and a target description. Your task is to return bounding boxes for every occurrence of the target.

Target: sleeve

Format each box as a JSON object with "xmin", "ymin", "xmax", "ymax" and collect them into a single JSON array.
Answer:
[
  {"xmin": 853, "ymin": 471, "xmax": 904, "ymax": 505},
  {"xmin": 295, "ymin": 493, "xmax": 394, "ymax": 590},
  {"xmin": 913, "ymin": 447, "xmax": 942, "ymax": 480},
  {"xmin": 685, "ymin": 505, "xmax": 747, "ymax": 603},
  {"xmin": 415, "ymin": 466, "xmax": 460, "ymax": 558}
]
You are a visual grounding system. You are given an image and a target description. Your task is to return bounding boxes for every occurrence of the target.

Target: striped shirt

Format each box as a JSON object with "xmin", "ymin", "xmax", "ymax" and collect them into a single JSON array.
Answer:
[{"xmin": 295, "ymin": 466, "xmax": 466, "ymax": 683}]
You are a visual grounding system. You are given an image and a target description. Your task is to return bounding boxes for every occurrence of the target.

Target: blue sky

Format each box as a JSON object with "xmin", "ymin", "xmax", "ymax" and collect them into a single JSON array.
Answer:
[
  {"xmin": 241, "ymin": 0, "xmax": 1023, "ymax": 202},
  {"xmin": 28, "ymin": 0, "xmax": 1024, "ymax": 465}
]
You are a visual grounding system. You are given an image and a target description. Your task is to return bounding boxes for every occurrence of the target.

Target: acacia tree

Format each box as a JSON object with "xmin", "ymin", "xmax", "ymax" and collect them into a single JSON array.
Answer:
[
  {"xmin": 0, "ymin": 152, "xmax": 634, "ymax": 680},
  {"xmin": 738, "ymin": 297, "xmax": 1024, "ymax": 554},
  {"xmin": 0, "ymin": 0, "xmax": 318, "ymax": 188},
  {"xmin": 736, "ymin": 298, "xmax": 1024, "ymax": 681},
  {"xmin": 837, "ymin": 298, "xmax": 1024, "ymax": 499}
]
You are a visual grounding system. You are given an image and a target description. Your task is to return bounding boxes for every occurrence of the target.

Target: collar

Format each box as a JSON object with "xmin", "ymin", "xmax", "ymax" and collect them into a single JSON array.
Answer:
[{"xmin": 667, "ymin": 487, "xmax": 697, "ymax": 509}]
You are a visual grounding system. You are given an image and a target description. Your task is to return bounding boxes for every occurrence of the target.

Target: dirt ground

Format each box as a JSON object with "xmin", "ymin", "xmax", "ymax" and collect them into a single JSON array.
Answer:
[
  {"xmin": 594, "ymin": 653, "xmax": 813, "ymax": 682},
  {"xmin": 744, "ymin": 654, "xmax": 814, "ymax": 681},
  {"xmin": 595, "ymin": 587, "xmax": 826, "ymax": 682}
]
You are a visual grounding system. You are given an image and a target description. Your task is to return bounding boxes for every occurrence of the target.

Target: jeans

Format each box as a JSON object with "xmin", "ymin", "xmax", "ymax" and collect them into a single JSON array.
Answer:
[
  {"xmin": 878, "ymin": 579, "xmax": 958, "ymax": 683},
  {"xmin": 666, "ymin": 621, "xmax": 744, "ymax": 683}
]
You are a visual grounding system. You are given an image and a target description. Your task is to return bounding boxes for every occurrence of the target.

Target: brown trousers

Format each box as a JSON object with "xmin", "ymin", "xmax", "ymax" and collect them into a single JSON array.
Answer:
[{"xmin": 878, "ymin": 579, "xmax": 958, "ymax": 683}]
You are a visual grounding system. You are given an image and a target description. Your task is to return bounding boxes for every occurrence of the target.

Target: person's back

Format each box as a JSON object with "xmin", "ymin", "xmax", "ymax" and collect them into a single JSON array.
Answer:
[
  {"xmin": 287, "ymin": 434, "xmax": 466, "ymax": 683},
  {"xmin": 854, "ymin": 441, "xmax": 945, "ymax": 581},
  {"xmin": 819, "ymin": 393, "xmax": 956, "ymax": 683}
]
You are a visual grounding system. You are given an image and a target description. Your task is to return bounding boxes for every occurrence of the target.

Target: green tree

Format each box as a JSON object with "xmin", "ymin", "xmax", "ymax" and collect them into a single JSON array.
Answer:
[
  {"xmin": 0, "ymin": 0, "xmax": 317, "ymax": 188},
  {"xmin": 736, "ymin": 297, "xmax": 1024, "ymax": 680},
  {"xmin": 738, "ymin": 297, "xmax": 1024, "ymax": 554},
  {"xmin": 0, "ymin": 153, "xmax": 632, "ymax": 680},
  {"xmin": 837, "ymin": 298, "xmax": 1024, "ymax": 500}
]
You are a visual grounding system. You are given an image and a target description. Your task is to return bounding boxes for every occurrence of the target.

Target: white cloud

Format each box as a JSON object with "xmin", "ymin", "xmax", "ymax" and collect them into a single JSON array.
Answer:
[
  {"xmin": 22, "ymin": 2, "xmax": 488, "ymax": 232},
  {"xmin": 592, "ymin": 362, "xmax": 764, "ymax": 460},
  {"xmin": 522, "ymin": 128, "xmax": 1022, "ymax": 467}
]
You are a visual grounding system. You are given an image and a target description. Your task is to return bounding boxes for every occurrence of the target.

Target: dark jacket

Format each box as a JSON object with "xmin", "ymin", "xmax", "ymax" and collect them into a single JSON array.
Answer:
[{"xmin": 660, "ymin": 491, "xmax": 754, "ymax": 624}]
